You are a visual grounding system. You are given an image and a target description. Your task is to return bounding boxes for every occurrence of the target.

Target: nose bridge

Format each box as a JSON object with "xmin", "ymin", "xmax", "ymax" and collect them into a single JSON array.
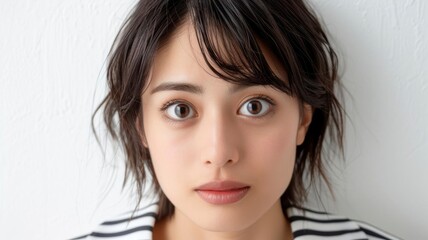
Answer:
[{"xmin": 200, "ymin": 107, "xmax": 239, "ymax": 167}]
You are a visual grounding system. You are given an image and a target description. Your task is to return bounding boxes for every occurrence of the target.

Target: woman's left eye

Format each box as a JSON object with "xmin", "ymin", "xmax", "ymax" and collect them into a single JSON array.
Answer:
[{"xmin": 238, "ymin": 98, "xmax": 273, "ymax": 117}]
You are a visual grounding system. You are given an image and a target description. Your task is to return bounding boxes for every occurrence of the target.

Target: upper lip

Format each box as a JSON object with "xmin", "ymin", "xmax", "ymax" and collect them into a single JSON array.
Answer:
[{"xmin": 195, "ymin": 180, "xmax": 250, "ymax": 191}]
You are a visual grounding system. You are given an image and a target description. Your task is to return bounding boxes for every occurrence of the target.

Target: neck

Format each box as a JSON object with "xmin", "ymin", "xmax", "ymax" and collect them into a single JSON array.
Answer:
[{"xmin": 153, "ymin": 200, "xmax": 293, "ymax": 240}]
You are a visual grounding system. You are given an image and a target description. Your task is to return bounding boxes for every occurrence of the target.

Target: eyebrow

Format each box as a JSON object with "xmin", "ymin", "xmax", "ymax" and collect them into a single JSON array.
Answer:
[{"xmin": 150, "ymin": 82, "xmax": 250, "ymax": 95}]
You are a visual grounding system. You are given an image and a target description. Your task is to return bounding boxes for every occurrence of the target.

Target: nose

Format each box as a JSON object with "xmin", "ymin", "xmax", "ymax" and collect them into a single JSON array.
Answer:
[{"xmin": 199, "ymin": 110, "xmax": 240, "ymax": 168}]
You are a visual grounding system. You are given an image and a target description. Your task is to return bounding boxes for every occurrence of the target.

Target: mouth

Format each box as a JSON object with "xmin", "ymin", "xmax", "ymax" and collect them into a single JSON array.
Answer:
[{"xmin": 195, "ymin": 180, "xmax": 250, "ymax": 205}]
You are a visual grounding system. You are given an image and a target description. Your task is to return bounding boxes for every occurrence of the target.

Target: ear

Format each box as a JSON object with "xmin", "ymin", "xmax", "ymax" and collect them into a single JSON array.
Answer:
[
  {"xmin": 296, "ymin": 104, "xmax": 313, "ymax": 146},
  {"xmin": 135, "ymin": 115, "xmax": 148, "ymax": 148}
]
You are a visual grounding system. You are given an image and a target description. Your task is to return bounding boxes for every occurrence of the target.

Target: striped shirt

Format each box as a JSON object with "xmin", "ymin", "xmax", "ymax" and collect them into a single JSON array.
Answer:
[{"xmin": 71, "ymin": 201, "xmax": 401, "ymax": 240}]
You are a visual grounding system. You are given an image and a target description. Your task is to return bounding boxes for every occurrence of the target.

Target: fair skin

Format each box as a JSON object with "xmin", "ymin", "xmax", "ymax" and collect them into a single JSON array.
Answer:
[{"xmin": 140, "ymin": 21, "xmax": 312, "ymax": 240}]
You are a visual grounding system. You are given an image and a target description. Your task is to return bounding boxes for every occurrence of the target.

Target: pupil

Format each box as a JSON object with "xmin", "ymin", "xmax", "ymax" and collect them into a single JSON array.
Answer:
[
  {"xmin": 247, "ymin": 101, "xmax": 261, "ymax": 114},
  {"xmin": 175, "ymin": 104, "xmax": 189, "ymax": 117}
]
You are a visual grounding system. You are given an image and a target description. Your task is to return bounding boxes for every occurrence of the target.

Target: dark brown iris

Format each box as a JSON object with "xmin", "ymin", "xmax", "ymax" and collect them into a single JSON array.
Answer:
[
  {"xmin": 174, "ymin": 104, "xmax": 190, "ymax": 118},
  {"xmin": 247, "ymin": 100, "xmax": 262, "ymax": 114}
]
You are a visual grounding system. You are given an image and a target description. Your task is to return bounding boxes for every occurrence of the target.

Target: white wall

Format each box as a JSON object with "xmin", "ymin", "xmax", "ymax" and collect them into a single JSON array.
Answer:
[
  {"xmin": 307, "ymin": 2, "xmax": 428, "ymax": 239},
  {"xmin": 1, "ymin": 1, "xmax": 426, "ymax": 239}
]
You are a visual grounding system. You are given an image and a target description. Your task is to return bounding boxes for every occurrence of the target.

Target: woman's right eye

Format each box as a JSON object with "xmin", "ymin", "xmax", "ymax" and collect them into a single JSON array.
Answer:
[{"xmin": 163, "ymin": 102, "xmax": 195, "ymax": 121}]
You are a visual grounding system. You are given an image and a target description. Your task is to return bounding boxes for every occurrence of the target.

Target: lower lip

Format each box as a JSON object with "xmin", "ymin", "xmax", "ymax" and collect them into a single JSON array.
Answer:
[{"xmin": 196, "ymin": 187, "xmax": 250, "ymax": 205}]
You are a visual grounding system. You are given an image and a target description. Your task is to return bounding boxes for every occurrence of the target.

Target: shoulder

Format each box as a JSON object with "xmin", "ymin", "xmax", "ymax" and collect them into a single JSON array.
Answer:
[
  {"xmin": 70, "ymin": 201, "xmax": 158, "ymax": 240},
  {"xmin": 286, "ymin": 206, "xmax": 402, "ymax": 240}
]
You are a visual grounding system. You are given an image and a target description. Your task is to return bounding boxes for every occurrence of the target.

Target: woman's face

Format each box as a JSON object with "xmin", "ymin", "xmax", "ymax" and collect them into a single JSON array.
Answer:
[{"xmin": 141, "ymin": 22, "xmax": 312, "ymax": 232}]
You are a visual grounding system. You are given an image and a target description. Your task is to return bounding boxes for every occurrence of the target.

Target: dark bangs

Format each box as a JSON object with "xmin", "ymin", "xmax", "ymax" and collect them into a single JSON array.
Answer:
[{"xmin": 189, "ymin": 1, "xmax": 291, "ymax": 94}]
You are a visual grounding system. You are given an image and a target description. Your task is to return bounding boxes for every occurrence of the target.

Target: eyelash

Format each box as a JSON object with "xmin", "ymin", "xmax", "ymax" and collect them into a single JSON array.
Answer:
[
  {"xmin": 242, "ymin": 95, "xmax": 276, "ymax": 119},
  {"xmin": 159, "ymin": 94, "xmax": 276, "ymax": 121},
  {"xmin": 248, "ymin": 94, "xmax": 276, "ymax": 107}
]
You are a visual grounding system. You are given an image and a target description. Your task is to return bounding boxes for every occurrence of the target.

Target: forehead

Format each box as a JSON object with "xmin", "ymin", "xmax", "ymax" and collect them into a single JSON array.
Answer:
[{"xmin": 153, "ymin": 21, "xmax": 208, "ymax": 80}]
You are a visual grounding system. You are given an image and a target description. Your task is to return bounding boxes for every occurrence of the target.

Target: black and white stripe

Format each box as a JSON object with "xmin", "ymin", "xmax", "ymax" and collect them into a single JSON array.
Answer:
[
  {"xmin": 71, "ymin": 202, "xmax": 158, "ymax": 240},
  {"xmin": 71, "ymin": 202, "xmax": 401, "ymax": 240},
  {"xmin": 287, "ymin": 206, "xmax": 401, "ymax": 240}
]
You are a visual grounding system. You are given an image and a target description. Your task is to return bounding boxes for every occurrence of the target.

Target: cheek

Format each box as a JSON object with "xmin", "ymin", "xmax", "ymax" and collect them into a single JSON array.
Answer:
[
  {"xmin": 250, "ymin": 127, "xmax": 296, "ymax": 169},
  {"xmin": 243, "ymin": 121, "xmax": 298, "ymax": 192},
  {"xmin": 146, "ymin": 135, "xmax": 186, "ymax": 198},
  {"xmin": 143, "ymin": 119, "xmax": 196, "ymax": 190},
  {"xmin": 247, "ymin": 111, "xmax": 299, "ymax": 159},
  {"xmin": 147, "ymin": 130, "xmax": 186, "ymax": 172}
]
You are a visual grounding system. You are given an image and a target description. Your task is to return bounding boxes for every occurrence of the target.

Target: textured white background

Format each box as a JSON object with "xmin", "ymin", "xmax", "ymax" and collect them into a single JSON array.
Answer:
[{"xmin": 1, "ymin": 0, "xmax": 427, "ymax": 239}]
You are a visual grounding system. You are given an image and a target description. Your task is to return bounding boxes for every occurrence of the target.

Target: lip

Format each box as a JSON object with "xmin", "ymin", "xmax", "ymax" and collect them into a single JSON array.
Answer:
[
  {"xmin": 195, "ymin": 180, "xmax": 251, "ymax": 205},
  {"xmin": 195, "ymin": 180, "xmax": 250, "ymax": 191}
]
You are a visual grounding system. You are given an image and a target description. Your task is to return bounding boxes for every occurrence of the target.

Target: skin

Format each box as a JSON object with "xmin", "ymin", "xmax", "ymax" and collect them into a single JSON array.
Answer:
[{"xmin": 140, "ymin": 20, "xmax": 312, "ymax": 240}]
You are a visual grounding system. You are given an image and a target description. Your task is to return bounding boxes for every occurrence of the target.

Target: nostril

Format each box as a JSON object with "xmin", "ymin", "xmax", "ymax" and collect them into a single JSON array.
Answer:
[{"xmin": 204, "ymin": 158, "xmax": 234, "ymax": 166}]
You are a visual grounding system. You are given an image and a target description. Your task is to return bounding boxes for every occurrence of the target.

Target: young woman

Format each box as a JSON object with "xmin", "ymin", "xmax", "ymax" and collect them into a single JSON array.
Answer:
[{"xmin": 73, "ymin": 0, "xmax": 401, "ymax": 239}]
